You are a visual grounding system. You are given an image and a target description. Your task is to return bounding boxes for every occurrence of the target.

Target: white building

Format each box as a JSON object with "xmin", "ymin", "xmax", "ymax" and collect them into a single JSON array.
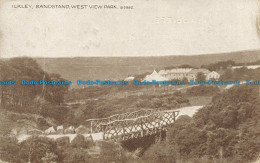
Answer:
[
  {"xmin": 158, "ymin": 68, "xmax": 220, "ymax": 81},
  {"xmin": 206, "ymin": 71, "xmax": 220, "ymax": 80},
  {"xmin": 232, "ymin": 65, "xmax": 260, "ymax": 70},
  {"xmin": 144, "ymin": 70, "xmax": 169, "ymax": 81},
  {"xmin": 159, "ymin": 68, "xmax": 192, "ymax": 80},
  {"xmin": 125, "ymin": 76, "xmax": 135, "ymax": 81}
]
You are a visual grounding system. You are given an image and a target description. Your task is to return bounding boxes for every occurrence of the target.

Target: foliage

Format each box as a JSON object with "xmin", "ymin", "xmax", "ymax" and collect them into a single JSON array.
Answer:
[
  {"xmin": 41, "ymin": 152, "xmax": 58, "ymax": 163},
  {"xmin": 19, "ymin": 136, "xmax": 60, "ymax": 163},
  {"xmin": 186, "ymin": 85, "xmax": 220, "ymax": 96},
  {"xmin": 143, "ymin": 85, "xmax": 260, "ymax": 162},
  {"xmin": 62, "ymin": 148, "xmax": 91, "ymax": 163},
  {"xmin": 142, "ymin": 141, "xmax": 174, "ymax": 163},
  {"xmin": 196, "ymin": 72, "xmax": 206, "ymax": 81},
  {"xmin": 182, "ymin": 77, "xmax": 188, "ymax": 84},
  {"xmin": 63, "ymin": 90, "xmax": 189, "ymax": 126},
  {"xmin": 0, "ymin": 136, "xmax": 20, "ymax": 163},
  {"xmin": 70, "ymin": 134, "xmax": 87, "ymax": 148},
  {"xmin": 221, "ymin": 67, "xmax": 260, "ymax": 81},
  {"xmin": 0, "ymin": 57, "xmax": 69, "ymax": 111},
  {"xmin": 201, "ymin": 60, "xmax": 235, "ymax": 71},
  {"xmin": 0, "ymin": 57, "xmax": 71, "ymax": 128},
  {"xmin": 164, "ymin": 64, "xmax": 198, "ymax": 70},
  {"xmin": 39, "ymin": 102, "xmax": 69, "ymax": 124}
]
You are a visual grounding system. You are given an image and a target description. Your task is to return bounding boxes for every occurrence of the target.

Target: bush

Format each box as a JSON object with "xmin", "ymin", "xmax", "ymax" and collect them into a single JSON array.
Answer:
[
  {"xmin": 142, "ymin": 141, "xmax": 174, "ymax": 163},
  {"xmin": 186, "ymin": 85, "xmax": 220, "ymax": 96},
  {"xmin": 62, "ymin": 148, "xmax": 91, "ymax": 163},
  {"xmin": 0, "ymin": 136, "xmax": 20, "ymax": 163},
  {"xmin": 142, "ymin": 86, "xmax": 260, "ymax": 162},
  {"xmin": 19, "ymin": 136, "xmax": 60, "ymax": 163},
  {"xmin": 71, "ymin": 134, "xmax": 86, "ymax": 148}
]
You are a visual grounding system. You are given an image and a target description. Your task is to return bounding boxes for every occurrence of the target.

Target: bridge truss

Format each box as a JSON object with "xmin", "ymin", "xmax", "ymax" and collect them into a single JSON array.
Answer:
[{"xmin": 87, "ymin": 109, "xmax": 180, "ymax": 141}]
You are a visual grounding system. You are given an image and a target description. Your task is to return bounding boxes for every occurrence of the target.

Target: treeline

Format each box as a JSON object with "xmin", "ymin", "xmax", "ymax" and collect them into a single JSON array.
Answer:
[
  {"xmin": 0, "ymin": 58, "xmax": 69, "ymax": 120},
  {"xmin": 201, "ymin": 60, "xmax": 236, "ymax": 71},
  {"xmin": 142, "ymin": 85, "xmax": 260, "ymax": 163},
  {"xmin": 199, "ymin": 60, "xmax": 260, "ymax": 81},
  {"xmin": 164, "ymin": 64, "xmax": 198, "ymax": 70},
  {"xmin": 236, "ymin": 60, "xmax": 260, "ymax": 66},
  {"xmin": 164, "ymin": 60, "xmax": 237, "ymax": 71},
  {"xmin": 221, "ymin": 67, "xmax": 260, "ymax": 81},
  {"xmin": 201, "ymin": 60, "xmax": 260, "ymax": 72},
  {"xmin": 161, "ymin": 60, "xmax": 260, "ymax": 72}
]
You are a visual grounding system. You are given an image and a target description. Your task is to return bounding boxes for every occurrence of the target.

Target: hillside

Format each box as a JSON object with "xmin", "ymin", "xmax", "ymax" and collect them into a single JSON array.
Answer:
[{"xmin": 35, "ymin": 50, "xmax": 260, "ymax": 87}]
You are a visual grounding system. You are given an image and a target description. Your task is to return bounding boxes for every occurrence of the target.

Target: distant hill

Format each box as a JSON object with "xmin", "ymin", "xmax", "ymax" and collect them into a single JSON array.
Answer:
[{"xmin": 35, "ymin": 50, "xmax": 260, "ymax": 87}]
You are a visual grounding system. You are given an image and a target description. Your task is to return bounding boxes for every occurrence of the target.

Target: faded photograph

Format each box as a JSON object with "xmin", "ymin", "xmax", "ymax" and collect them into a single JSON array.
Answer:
[{"xmin": 0, "ymin": 0, "xmax": 260, "ymax": 162}]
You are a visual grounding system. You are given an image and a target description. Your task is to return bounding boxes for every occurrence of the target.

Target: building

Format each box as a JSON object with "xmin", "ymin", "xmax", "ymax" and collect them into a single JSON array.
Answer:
[
  {"xmin": 231, "ymin": 65, "xmax": 260, "ymax": 70},
  {"xmin": 188, "ymin": 69, "xmax": 210, "ymax": 81},
  {"xmin": 158, "ymin": 68, "xmax": 220, "ymax": 81},
  {"xmin": 158, "ymin": 68, "xmax": 192, "ymax": 80},
  {"xmin": 125, "ymin": 76, "xmax": 135, "ymax": 81},
  {"xmin": 206, "ymin": 71, "xmax": 220, "ymax": 80},
  {"xmin": 144, "ymin": 70, "xmax": 169, "ymax": 81}
]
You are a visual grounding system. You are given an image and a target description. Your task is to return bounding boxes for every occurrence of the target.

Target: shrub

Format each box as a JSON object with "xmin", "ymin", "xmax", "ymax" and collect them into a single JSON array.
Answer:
[{"xmin": 186, "ymin": 85, "xmax": 220, "ymax": 96}]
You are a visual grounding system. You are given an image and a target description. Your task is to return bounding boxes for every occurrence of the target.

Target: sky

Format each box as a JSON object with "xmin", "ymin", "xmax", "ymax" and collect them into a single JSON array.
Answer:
[{"xmin": 0, "ymin": 0, "xmax": 259, "ymax": 58}]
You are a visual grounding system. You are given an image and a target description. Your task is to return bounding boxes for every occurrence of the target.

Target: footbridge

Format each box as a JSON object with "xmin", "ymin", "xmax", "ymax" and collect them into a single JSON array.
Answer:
[{"xmin": 86, "ymin": 109, "xmax": 180, "ymax": 141}]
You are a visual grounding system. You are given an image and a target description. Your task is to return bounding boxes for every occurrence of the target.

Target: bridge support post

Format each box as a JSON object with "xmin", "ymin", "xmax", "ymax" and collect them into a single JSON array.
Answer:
[
  {"xmin": 122, "ymin": 124, "xmax": 126, "ymax": 140},
  {"xmin": 173, "ymin": 111, "xmax": 180, "ymax": 122},
  {"xmin": 155, "ymin": 129, "xmax": 162, "ymax": 144},
  {"xmin": 90, "ymin": 121, "xmax": 93, "ymax": 133}
]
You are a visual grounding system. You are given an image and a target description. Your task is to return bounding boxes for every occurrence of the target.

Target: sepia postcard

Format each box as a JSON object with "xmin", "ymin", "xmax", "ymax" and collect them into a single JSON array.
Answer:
[{"xmin": 0, "ymin": 0, "xmax": 260, "ymax": 163}]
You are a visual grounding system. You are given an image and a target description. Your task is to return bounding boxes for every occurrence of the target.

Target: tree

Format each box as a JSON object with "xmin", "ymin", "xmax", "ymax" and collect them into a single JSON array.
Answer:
[
  {"xmin": 41, "ymin": 151, "xmax": 58, "ymax": 163},
  {"xmin": 19, "ymin": 136, "xmax": 60, "ymax": 163},
  {"xmin": 220, "ymin": 68, "xmax": 233, "ymax": 80},
  {"xmin": 62, "ymin": 148, "xmax": 91, "ymax": 163},
  {"xmin": 196, "ymin": 72, "xmax": 206, "ymax": 81},
  {"xmin": 0, "ymin": 57, "xmax": 70, "ymax": 121},
  {"xmin": 182, "ymin": 77, "xmax": 188, "ymax": 84},
  {"xmin": 201, "ymin": 60, "xmax": 235, "ymax": 71},
  {"xmin": 144, "ymin": 86, "xmax": 260, "ymax": 162},
  {"xmin": 143, "ymin": 141, "xmax": 174, "ymax": 163},
  {"xmin": 0, "ymin": 136, "xmax": 20, "ymax": 163},
  {"xmin": 45, "ymin": 73, "xmax": 69, "ymax": 105}
]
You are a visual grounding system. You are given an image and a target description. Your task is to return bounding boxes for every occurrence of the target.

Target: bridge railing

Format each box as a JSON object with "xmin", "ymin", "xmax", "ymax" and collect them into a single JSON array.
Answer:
[
  {"xmin": 101, "ymin": 110, "xmax": 179, "ymax": 140},
  {"xmin": 86, "ymin": 109, "xmax": 158, "ymax": 133}
]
